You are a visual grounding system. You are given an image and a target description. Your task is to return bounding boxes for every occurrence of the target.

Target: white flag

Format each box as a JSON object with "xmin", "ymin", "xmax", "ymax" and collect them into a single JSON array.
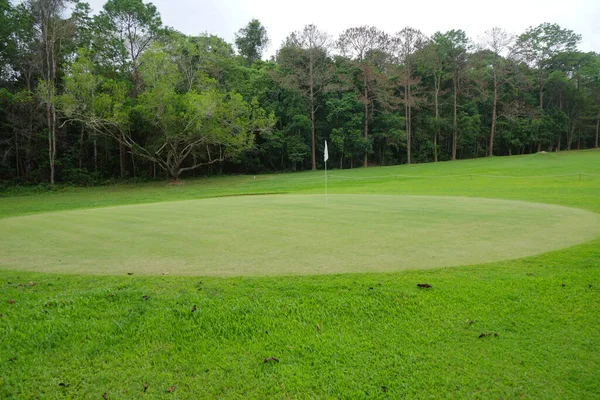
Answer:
[{"xmin": 324, "ymin": 141, "xmax": 329, "ymax": 162}]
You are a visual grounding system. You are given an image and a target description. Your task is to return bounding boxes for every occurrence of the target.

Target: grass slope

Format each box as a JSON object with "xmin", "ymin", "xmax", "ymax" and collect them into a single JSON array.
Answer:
[
  {"xmin": 1, "ymin": 150, "xmax": 599, "ymax": 398},
  {"xmin": 1, "ymin": 150, "xmax": 600, "ymax": 218}
]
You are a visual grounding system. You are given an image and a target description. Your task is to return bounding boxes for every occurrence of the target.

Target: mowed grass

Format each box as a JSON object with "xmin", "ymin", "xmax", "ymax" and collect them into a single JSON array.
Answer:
[
  {"xmin": 1, "ymin": 194, "xmax": 599, "ymax": 276},
  {"xmin": 1, "ymin": 150, "xmax": 600, "ymax": 218},
  {"xmin": 0, "ymin": 150, "xmax": 599, "ymax": 398}
]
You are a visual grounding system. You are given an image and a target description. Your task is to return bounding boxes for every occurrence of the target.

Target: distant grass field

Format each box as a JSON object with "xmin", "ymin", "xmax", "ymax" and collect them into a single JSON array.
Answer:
[{"xmin": 1, "ymin": 150, "xmax": 599, "ymax": 398}]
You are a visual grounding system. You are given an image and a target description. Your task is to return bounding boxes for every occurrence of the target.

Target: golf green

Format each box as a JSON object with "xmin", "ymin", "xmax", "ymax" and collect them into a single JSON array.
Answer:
[{"xmin": 1, "ymin": 194, "xmax": 599, "ymax": 276}]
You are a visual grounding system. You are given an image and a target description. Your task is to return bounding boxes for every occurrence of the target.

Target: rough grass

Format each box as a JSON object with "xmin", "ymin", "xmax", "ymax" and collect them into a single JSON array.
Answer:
[{"xmin": 1, "ymin": 150, "xmax": 600, "ymax": 399}]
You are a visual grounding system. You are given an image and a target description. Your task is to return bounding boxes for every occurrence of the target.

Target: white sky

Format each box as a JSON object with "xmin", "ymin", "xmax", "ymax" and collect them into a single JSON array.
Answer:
[{"xmin": 86, "ymin": 0, "xmax": 599, "ymax": 57}]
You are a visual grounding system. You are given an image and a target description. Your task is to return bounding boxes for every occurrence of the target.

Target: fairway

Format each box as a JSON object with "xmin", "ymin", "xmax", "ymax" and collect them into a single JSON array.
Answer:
[{"xmin": 2, "ymin": 194, "xmax": 599, "ymax": 276}]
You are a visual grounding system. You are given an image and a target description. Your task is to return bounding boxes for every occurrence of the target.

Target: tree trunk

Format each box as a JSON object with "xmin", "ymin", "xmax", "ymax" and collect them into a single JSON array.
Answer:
[
  {"xmin": 15, "ymin": 132, "xmax": 20, "ymax": 178},
  {"xmin": 405, "ymin": 70, "xmax": 411, "ymax": 165},
  {"xmin": 596, "ymin": 105, "xmax": 600, "ymax": 148},
  {"xmin": 52, "ymin": 104, "xmax": 57, "ymax": 183},
  {"xmin": 577, "ymin": 123, "xmax": 581, "ymax": 150},
  {"xmin": 433, "ymin": 133, "xmax": 437, "ymax": 162},
  {"xmin": 310, "ymin": 103, "xmax": 316, "ymax": 171},
  {"xmin": 93, "ymin": 139, "xmax": 98, "ymax": 171},
  {"xmin": 452, "ymin": 70, "xmax": 458, "ymax": 160},
  {"xmin": 131, "ymin": 60, "xmax": 140, "ymax": 99},
  {"xmin": 310, "ymin": 59, "xmax": 316, "ymax": 171},
  {"xmin": 489, "ymin": 70, "xmax": 497, "ymax": 157},
  {"xmin": 46, "ymin": 103, "xmax": 55, "ymax": 185},
  {"xmin": 124, "ymin": 58, "xmax": 140, "ymax": 177},
  {"xmin": 434, "ymin": 73, "xmax": 440, "ymax": 163},
  {"xmin": 79, "ymin": 128, "xmax": 84, "ymax": 169},
  {"xmin": 567, "ymin": 123, "xmax": 575, "ymax": 151},
  {"xmin": 43, "ymin": 11, "xmax": 57, "ymax": 186},
  {"xmin": 539, "ymin": 75, "xmax": 544, "ymax": 111},
  {"xmin": 119, "ymin": 133, "xmax": 126, "ymax": 178},
  {"xmin": 25, "ymin": 77, "xmax": 33, "ymax": 179},
  {"xmin": 363, "ymin": 74, "xmax": 369, "ymax": 168},
  {"xmin": 131, "ymin": 152, "xmax": 136, "ymax": 178}
]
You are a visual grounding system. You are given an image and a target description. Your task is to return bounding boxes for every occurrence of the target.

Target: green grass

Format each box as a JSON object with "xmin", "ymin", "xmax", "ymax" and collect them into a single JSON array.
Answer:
[
  {"xmin": 2, "ymin": 149, "xmax": 600, "ymax": 218},
  {"xmin": 1, "ymin": 194, "xmax": 599, "ymax": 276},
  {"xmin": 1, "ymin": 150, "xmax": 600, "ymax": 398}
]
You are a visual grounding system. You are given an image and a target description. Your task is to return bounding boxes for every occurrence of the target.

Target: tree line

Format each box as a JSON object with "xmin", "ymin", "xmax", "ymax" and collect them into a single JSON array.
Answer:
[{"xmin": 0, "ymin": 0, "xmax": 598, "ymax": 185}]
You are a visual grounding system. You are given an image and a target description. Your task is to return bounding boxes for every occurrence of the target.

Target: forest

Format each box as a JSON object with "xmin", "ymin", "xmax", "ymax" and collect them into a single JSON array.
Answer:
[{"xmin": 0, "ymin": 0, "xmax": 598, "ymax": 185}]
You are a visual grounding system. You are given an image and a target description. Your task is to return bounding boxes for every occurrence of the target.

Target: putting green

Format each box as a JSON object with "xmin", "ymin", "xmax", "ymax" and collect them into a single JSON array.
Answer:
[{"xmin": 1, "ymin": 194, "xmax": 599, "ymax": 276}]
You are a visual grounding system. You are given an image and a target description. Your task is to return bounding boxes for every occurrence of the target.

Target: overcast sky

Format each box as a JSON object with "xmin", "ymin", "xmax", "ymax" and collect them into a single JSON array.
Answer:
[{"xmin": 85, "ymin": 0, "xmax": 599, "ymax": 57}]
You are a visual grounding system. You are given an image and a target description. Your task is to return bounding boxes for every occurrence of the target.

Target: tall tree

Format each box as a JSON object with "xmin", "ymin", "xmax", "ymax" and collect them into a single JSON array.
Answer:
[
  {"xmin": 277, "ymin": 24, "xmax": 333, "ymax": 170},
  {"xmin": 514, "ymin": 23, "xmax": 581, "ymax": 151},
  {"xmin": 392, "ymin": 27, "xmax": 427, "ymax": 164},
  {"xmin": 479, "ymin": 27, "xmax": 514, "ymax": 156},
  {"xmin": 28, "ymin": 0, "xmax": 75, "ymax": 185},
  {"xmin": 95, "ymin": 0, "xmax": 162, "ymax": 177},
  {"xmin": 434, "ymin": 30, "xmax": 469, "ymax": 160},
  {"xmin": 337, "ymin": 26, "xmax": 390, "ymax": 167},
  {"xmin": 581, "ymin": 53, "xmax": 600, "ymax": 148},
  {"xmin": 235, "ymin": 19, "xmax": 269, "ymax": 65},
  {"xmin": 0, "ymin": 0, "xmax": 15, "ymax": 80},
  {"xmin": 417, "ymin": 40, "xmax": 445, "ymax": 162}
]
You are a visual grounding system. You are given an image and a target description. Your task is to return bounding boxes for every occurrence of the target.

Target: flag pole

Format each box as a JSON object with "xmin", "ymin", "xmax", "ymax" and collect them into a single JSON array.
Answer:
[{"xmin": 325, "ymin": 158, "xmax": 328, "ymax": 207}]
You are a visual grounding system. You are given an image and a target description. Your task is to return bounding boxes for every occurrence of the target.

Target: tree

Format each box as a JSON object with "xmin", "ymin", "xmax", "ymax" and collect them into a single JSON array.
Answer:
[
  {"xmin": 95, "ymin": 0, "xmax": 162, "ymax": 177},
  {"xmin": 60, "ymin": 44, "xmax": 275, "ymax": 181},
  {"xmin": 478, "ymin": 27, "xmax": 514, "ymax": 156},
  {"xmin": 0, "ymin": 0, "xmax": 16, "ymax": 82},
  {"xmin": 171, "ymin": 33, "xmax": 236, "ymax": 92},
  {"xmin": 3, "ymin": 2, "xmax": 600, "ymax": 185},
  {"xmin": 277, "ymin": 24, "xmax": 334, "ymax": 170},
  {"xmin": 28, "ymin": 0, "xmax": 76, "ymax": 185},
  {"xmin": 418, "ymin": 41, "xmax": 445, "ymax": 162},
  {"xmin": 434, "ymin": 30, "xmax": 469, "ymax": 160},
  {"xmin": 326, "ymin": 89, "xmax": 364, "ymax": 168},
  {"xmin": 235, "ymin": 19, "xmax": 269, "ymax": 65},
  {"xmin": 514, "ymin": 23, "xmax": 581, "ymax": 151},
  {"xmin": 579, "ymin": 53, "xmax": 600, "ymax": 148},
  {"xmin": 392, "ymin": 27, "xmax": 427, "ymax": 164},
  {"xmin": 96, "ymin": 0, "xmax": 162, "ymax": 97},
  {"xmin": 337, "ymin": 26, "xmax": 390, "ymax": 167}
]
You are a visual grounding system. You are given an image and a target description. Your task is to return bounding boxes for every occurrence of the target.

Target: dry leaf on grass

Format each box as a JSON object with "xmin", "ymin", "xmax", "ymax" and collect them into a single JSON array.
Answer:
[{"xmin": 478, "ymin": 332, "xmax": 499, "ymax": 338}]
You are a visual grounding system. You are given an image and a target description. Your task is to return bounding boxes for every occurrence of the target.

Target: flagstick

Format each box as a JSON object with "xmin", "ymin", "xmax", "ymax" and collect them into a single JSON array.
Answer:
[{"xmin": 325, "ymin": 160, "xmax": 328, "ymax": 207}]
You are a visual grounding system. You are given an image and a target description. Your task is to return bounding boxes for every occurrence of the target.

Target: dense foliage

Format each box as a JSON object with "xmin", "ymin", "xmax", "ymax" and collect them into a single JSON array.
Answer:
[{"xmin": 0, "ymin": 0, "xmax": 598, "ymax": 184}]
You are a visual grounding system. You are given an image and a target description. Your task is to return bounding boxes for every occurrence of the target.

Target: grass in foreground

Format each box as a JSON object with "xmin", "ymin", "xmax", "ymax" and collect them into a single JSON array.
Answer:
[
  {"xmin": 1, "ymin": 150, "xmax": 600, "ymax": 398},
  {"xmin": 1, "ymin": 243, "xmax": 599, "ymax": 398}
]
